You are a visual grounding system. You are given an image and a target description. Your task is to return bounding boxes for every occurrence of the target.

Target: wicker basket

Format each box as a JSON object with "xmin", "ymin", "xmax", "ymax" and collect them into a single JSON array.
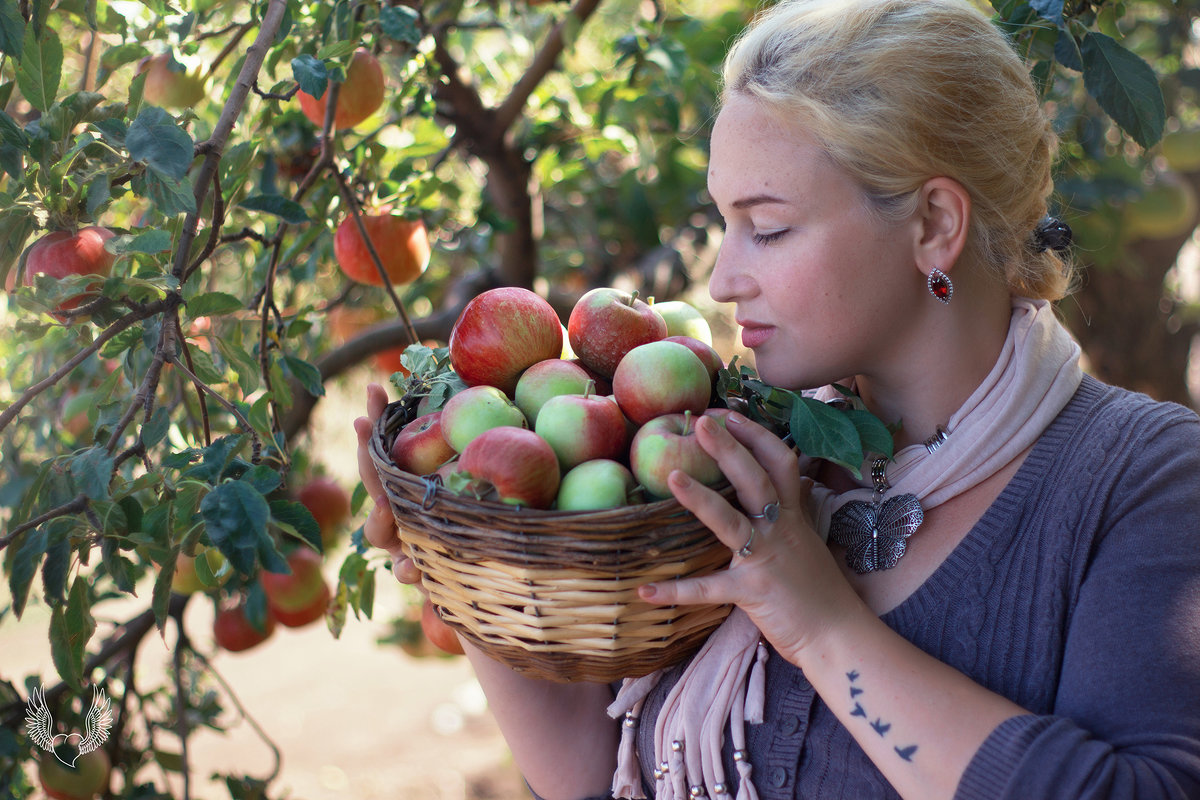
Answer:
[{"xmin": 369, "ymin": 400, "xmax": 734, "ymax": 683}]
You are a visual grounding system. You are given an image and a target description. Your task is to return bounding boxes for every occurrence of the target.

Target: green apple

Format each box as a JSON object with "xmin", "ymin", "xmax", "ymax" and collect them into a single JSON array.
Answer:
[
  {"xmin": 556, "ymin": 459, "xmax": 638, "ymax": 511},
  {"xmin": 39, "ymin": 748, "xmax": 111, "ymax": 800},
  {"xmin": 440, "ymin": 384, "xmax": 528, "ymax": 452},
  {"xmin": 513, "ymin": 358, "xmax": 591, "ymax": 426},
  {"xmin": 629, "ymin": 411, "xmax": 724, "ymax": 500},
  {"xmin": 652, "ymin": 300, "xmax": 713, "ymax": 346},
  {"xmin": 534, "ymin": 383, "xmax": 629, "ymax": 471}
]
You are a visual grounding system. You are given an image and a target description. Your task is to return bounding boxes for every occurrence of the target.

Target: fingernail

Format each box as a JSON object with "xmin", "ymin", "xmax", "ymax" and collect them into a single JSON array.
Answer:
[
  {"xmin": 670, "ymin": 470, "xmax": 693, "ymax": 488},
  {"xmin": 727, "ymin": 411, "xmax": 747, "ymax": 424},
  {"xmin": 639, "ymin": 584, "xmax": 657, "ymax": 599}
]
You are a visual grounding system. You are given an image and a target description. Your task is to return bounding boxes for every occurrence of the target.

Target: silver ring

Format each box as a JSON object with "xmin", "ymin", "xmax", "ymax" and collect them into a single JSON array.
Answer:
[
  {"xmin": 735, "ymin": 526, "xmax": 757, "ymax": 559},
  {"xmin": 748, "ymin": 501, "xmax": 780, "ymax": 523}
]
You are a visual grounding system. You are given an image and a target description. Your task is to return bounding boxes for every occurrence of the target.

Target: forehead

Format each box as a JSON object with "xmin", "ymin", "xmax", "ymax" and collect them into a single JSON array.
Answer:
[{"xmin": 707, "ymin": 94, "xmax": 828, "ymax": 203}]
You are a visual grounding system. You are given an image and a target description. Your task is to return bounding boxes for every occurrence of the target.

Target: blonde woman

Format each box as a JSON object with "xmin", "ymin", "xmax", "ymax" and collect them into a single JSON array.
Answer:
[{"xmin": 356, "ymin": 0, "xmax": 1200, "ymax": 797}]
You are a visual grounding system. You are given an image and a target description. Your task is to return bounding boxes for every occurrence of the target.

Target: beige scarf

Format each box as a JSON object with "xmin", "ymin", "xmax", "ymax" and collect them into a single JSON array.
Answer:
[{"xmin": 607, "ymin": 298, "xmax": 1083, "ymax": 799}]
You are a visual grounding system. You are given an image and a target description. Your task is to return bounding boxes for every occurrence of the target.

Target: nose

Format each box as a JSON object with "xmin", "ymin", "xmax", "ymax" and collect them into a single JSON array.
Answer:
[{"xmin": 707, "ymin": 237, "xmax": 755, "ymax": 305}]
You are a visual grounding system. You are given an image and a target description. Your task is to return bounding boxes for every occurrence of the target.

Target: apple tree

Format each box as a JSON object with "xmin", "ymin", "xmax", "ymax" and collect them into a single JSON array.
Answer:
[{"xmin": 0, "ymin": 0, "xmax": 1187, "ymax": 798}]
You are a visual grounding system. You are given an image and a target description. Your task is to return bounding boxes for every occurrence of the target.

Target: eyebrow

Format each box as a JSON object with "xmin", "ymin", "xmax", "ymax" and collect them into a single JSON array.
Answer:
[{"xmin": 730, "ymin": 193, "xmax": 789, "ymax": 210}]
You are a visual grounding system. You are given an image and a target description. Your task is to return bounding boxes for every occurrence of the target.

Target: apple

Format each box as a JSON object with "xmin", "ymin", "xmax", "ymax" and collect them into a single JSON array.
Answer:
[
  {"xmin": 297, "ymin": 48, "xmax": 385, "ymax": 130},
  {"xmin": 612, "ymin": 340, "xmax": 712, "ymax": 425},
  {"xmin": 172, "ymin": 546, "xmax": 232, "ymax": 594},
  {"xmin": 556, "ymin": 459, "xmax": 638, "ymax": 511},
  {"xmin": 567, "ymin": 287, "xmax": 667, "ymax": 378},
  {"xmin": 534, "ymin": 383, "xmax": 629, "ymax": 471},
  {"xmin": 12, "ymin": 227, "xmax": 116, "ymax": 313},
  {"xmin": 261, "ymin": 547, "xmax": 328, "ymax": 614},
  {"xmin": 513, "ymin": 358, "xmax": 591, "ymax": 426},
  {"xmin": 333, "ymin": 213, "xmax": 430, "ymax": 287},
  {"xmin": 440, "ymin": 384, "xmax": 528, "ymax": 452},
  {"xmin": 38, "ymin": 748, "xmax": 111, "ymax": 800},
  {"xmin": 422, "ymin": 599, "xmax": 465, "ymax": 655},
  {"xmin": 663, "ymin": 334, "xmax": 723, "ymax": 382},
  {"xmin": 297, "ymin": 476, "xmax": 350, "ymax": 548},
  {"xmin": 138, "ymin": 53, "xmax": 208, "ymax": 108},
  {"xmin": 213, "ymin": 601, "xmax": 276, "ymax": 652},
  {"xmin": 270, "ymin": 581, "xmax": 330, "ymax": 628},
  {"xmin": 390, "ymin": 410, "xmax": 457, "ymax": 474},
  {"xmin": 629, "ymin": 412, "xmax": 724, "ymax": 500},
  {"xmin": 448, "ymin": 287, "xmax": 564, "ymax": 395},
  {"xmin": 652, "ymin": 299, "xmax": 713, "ymax": 345},
  {"xmin": 458, "ymin": 426, "xmax": 560, "ymax": 508}
]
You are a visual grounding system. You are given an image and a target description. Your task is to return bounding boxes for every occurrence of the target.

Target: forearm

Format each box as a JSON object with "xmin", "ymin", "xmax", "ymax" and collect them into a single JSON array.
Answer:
[
  {"xmin": 799, "ymin": 602, "xmax": 1024, "ymax": 800},
  {"xmin": 463, "ymin": 640, "xmax": 619, "ymax": 800}
]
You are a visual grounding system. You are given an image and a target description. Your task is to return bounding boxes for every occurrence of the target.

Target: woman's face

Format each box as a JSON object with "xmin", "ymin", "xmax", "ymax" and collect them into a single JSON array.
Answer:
[{"xmin": 706, "ymin": 94, "xmax": 922, "ymax": 391}]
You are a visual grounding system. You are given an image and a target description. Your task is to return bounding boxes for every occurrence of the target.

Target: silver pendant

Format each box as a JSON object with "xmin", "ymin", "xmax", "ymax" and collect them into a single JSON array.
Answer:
[
  {"xmin": 828, "ymin": 455, "xmax": 924, "ymax": 574},
  {"xmin": 829, "ymin": 494, "xmax": 924, "ymax": 573}
]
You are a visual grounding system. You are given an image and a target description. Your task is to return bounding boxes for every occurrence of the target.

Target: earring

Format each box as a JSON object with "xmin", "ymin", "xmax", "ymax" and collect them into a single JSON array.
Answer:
[{"xmin": 927, "ymin": 267, "xmax": 953, "ymax": 304}]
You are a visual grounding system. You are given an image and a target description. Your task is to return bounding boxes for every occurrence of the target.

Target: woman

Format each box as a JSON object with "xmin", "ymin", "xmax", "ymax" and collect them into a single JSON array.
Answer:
[{"xmin": 355, "ymin": 0, "xmax": 1200, "ymax": 797}]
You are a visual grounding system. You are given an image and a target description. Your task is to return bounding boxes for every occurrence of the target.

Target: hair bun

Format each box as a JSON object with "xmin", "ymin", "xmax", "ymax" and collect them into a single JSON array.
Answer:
[{"xmin": 1033, "ymin": 216, "xmax": 1073, "ymax": 253}]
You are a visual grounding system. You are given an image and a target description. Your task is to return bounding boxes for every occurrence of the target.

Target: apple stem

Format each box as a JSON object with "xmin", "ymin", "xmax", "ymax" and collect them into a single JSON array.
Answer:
[
  {"xmin": 683, "ymin": 409, "xmax": 694, "ymax": 435},
  {"xmin": 627, "ymin": 290, "xmax": 639, "ymax": 307},
  {"xmin": 584, "ymin": 379, "xmax": 595, "ymax": 399}
]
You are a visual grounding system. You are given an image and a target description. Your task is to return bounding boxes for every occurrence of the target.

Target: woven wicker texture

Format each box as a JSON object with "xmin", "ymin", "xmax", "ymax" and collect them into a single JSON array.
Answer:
[{"xmin": 369, "ymin": 400, "xmax": 734, "ymax": 683}]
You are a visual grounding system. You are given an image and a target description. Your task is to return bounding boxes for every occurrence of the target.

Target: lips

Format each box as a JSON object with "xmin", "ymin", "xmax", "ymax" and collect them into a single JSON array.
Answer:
[{"xmin": 738, "ymin": 320, "xmax": 774, "ymax": 349}]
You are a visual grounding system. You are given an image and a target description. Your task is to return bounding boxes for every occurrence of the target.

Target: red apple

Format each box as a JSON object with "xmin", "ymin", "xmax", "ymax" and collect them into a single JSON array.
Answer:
[
  {"xmin": 213, "ymin": 601, "xmax": 276, "ymax": 652},
  {"xmin": 449, "ymin": 287, "xmax": 564, "ymax": 395},
  {"xmin": 38, "ymin": 748, "xmax": 111, "ymax": 800},
  {"xmin": 270, "ymin": 581, "xmax": 330, "ymax": 628},
  {"xmin": 13, "ymin": 227, "xmax": 116, "ymax": 313},
  {"xmin": 390, "ymin": 410, "xmax": 457, "ymax": 474},
  {"xmin": 422, "ymin": 599, "xmax": 465, "ymax": 655},
  {"xmin": 513, "ymin": 358, "xmax": 591, "ymax": 426},
  {"xmin": 440, "ymin": 384, "xmax": 528, "ymax": 452},
  {"xmin": 567, "ymin": 287, "xmax": 667, "ymax": 378},
  {"xmin": 663, "ymin": 334, "xmax": 723, "ymax": 382},
  {"xmin": 138, "ymin": 52, "xmax": 208, "ymax": 108},
  {"xmin": 333, "ymin": 213, "xmax": 430, "ymax": 287},
  {"xmin": 297, "ymin": 476, "xmax": 350, "ymax": 548},
  {"xmin": 556, "ymin": 459, "xmax": 638, "ymax": 511},
  {"xmin": 297, "ymin": 48, "xmax": 385, "ymax": 130},
  {"xmin": 534, "ymin": 383, "xmax": 629, "ymax": 471},
  {"xmin": 261, "ymin": 547, "xmax": 328, "ymax": 614},
  {"xmin": 612, "ymin": 340, "xmax": 712, "ymax": 425},
  {"xmin": 458, "ymin": 426, "xmax": 560, "ymax": 508},
  {"xmin": 629, "ymin": 412, "xmax": 724, "ymax": 500}
]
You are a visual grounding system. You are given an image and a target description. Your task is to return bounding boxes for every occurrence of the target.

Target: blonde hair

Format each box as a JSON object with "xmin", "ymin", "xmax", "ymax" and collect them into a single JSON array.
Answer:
[{"xmin": 722, "ymin": 0, "xmax": 1071, "ymax": 299}]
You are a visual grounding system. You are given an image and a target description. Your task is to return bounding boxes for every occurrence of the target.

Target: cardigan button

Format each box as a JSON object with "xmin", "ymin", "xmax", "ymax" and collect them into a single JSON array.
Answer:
[
  {"xmin": 769, "ymin": 766, "xmax": 788, "ymax": 788},
  {"xmin": 779, "ymin": 713, "xmax": 800, "ymax": 735}
]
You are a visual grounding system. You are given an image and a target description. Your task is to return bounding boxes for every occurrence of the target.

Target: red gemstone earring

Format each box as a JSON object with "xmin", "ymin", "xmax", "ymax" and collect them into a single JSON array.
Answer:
[{"xmin": 927, "ymin": 267, "xmax": 953, "ymax": 304}]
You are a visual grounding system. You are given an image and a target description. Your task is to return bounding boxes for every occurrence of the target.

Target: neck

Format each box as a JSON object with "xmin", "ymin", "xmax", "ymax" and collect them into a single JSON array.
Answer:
[{"xmin": 856, "ymin": 286, "xmax": 1014, "ymax": 451}]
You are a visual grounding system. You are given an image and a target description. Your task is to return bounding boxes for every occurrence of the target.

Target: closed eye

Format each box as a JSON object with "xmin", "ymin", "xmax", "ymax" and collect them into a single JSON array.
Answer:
[{"xmin": 752, "ymin": 229, "xmax": 788, "ymax": 246}]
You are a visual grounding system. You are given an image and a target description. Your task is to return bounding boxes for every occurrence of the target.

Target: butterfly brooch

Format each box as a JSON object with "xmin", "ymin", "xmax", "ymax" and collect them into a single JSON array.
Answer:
[{"xmin": 828, "ymin": 457, "xmax": 924, "ymax": 574}]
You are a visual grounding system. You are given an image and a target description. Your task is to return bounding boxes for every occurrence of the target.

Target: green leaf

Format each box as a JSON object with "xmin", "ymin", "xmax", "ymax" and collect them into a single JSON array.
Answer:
[
  {"xmin": 845, "ymin": 408, "xmax": 895, "ymax": 461},
  {"xmin": 187, "ymin": 291, "xmax": 244, "ymax": 318},
  {"xmin": 269, "ymin": 499, "xmax": 322, "ymax": 552},
  {"xmin": 239, "ymin": 464, "xmax": 281, "ymax": 496},
  {"xmin": 127, "ymin": 106, "xmax": 194, "ymax": 180},
  {"xmin": 239, "ymin": 193, "xmax": 310, "ymax": 223},
  {"xmin": 109, "ymin": 228, "xmax": 173, "ymax": 254},
  {"xmin": 1028, "ymin": 0, "xmax": 1063, "ymax": 25},
  {"xmin": 16, "ymin": 24, "xmax": 61, "ymax": 111},
  {"xmin": 9, "ymin": 528, "xmax": 47, "ymax": 618},
  {"xmin": 1080, "ymin": 32, "xmax": 1166, "ymax": 149},
  {"xmin": 70, "ymin": 447, "xmax": 114, "ymax": 501},
  {"xmin": 789, "ymin": 396, "xmax": 864, "ymax": 474},
  {"xmin": 380, "ymin": 6, "xmax": 420, "ymax": 45},
  {"xmin": 151, "ymin": 547, "xmax": 176, "ymax": 635},
  {"xmin": 0, "ymin": 108, "xmax": 28, "ymax": 149},
  {"xmin": 0, "ymin": 0, "xmax": 23, "ymax": 60},
  {"xmin": 283, "ymin": 354, "xmax": 325, "ymax": 397},
  {"xmin": 142, "ymin": 406, "xmax": 172, "ymax": 448},
  {"xmin": 200, "ymin": 481, "xmax": 271, "ymax": 574},
  {"xmin": 290, "ymin": 53, "xmax": 327, "ymax": 98},
  {"xmin": 40, "ymin": 529, "xmax": 70, "ymax": 605},
  {"xmin": 144, "ymin": 167, "xmax": 197, "ymax": 215},
  {"xmin": 49, "ymin": 575, "xmax": 95, "ymax": 688}
]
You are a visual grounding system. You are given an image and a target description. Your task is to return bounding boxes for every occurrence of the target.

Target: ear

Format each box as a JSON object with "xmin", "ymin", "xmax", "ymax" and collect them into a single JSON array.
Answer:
[{"xmin": 912, "ymin": 176, "xmax": 970, "ymax": 279}]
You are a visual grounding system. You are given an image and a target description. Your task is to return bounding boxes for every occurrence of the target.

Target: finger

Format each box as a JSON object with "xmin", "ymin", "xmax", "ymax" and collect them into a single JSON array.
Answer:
[
  {"xmin": 392, "ymin": 553, "xmax": 423, "ymax": 585},
  {"xmin": 693, "ymin": 414, "xmax": 783, "ymax": 517},
  {"xmin": 363, "ymin": 500, "xmax": 399, "ymax": 549},
  {"xmin": 638, "ymin": 568, "xmax": 739, "ymax": 607},
  {"xmin": 713, "ymin": 412, "xmax": 807, "ymax": 508},
  {"xmin": 668, "ymin": 469, "xmax": 756, "ymax": 554},
  {"xmin": 366, "ymin": 382, "xmax": 389, "ymax": 419},
  {"xmin": 354, "ymin": 416, "xmax": 388, "ymax": 502}
]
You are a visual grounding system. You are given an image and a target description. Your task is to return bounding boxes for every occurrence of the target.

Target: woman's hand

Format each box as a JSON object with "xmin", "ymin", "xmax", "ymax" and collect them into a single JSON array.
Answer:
[
  {"xmin": 353, "ymin": 382, "xmax": 422, "ymax": 586},
  {"xmin": 638, "ymin": 411, "xmax": 864, "ymax": 667}
]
